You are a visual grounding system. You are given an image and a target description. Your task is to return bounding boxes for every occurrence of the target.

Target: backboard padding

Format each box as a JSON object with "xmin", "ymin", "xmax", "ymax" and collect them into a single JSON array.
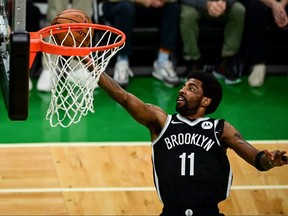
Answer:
[{"xmin": 8, "ymin": 31, "xmax": 29, "ymax": 120}]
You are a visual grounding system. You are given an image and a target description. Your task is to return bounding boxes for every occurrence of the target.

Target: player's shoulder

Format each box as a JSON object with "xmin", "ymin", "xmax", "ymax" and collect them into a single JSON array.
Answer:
[
  {"xmin": 204, "ymin": 117, "xmax": 226, "ymax": 132},
  {"xmin": 222, "ymin": 120, "xmax": 234, "ymax": 128},
  {"xmin": 202, "ymin": 116, "xmax": 225, "ymax": 124}
]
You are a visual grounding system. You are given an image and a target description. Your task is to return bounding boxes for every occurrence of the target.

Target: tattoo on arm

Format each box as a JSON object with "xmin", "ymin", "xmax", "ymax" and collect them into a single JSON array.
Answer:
[
  {"xmin": 234, "ymin": 132, "xmax": 251, "ymax": 146},
  {"xmin": 234, "ymin": 132, "xmax": 243, "ymax": 140}
]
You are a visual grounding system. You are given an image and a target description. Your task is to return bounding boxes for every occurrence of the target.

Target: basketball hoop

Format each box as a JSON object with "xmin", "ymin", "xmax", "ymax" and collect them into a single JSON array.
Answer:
[{"xmin": 30, "ymin": 23, "xmax": 126, "ymax": 128}]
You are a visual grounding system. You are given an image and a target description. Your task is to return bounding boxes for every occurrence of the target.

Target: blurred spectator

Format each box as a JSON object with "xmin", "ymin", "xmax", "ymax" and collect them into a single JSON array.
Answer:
[
  {"xmin": 179, "ymin": 0, "xmax": 245, "ymax": 85},
  {"xmin": 243, "ymin": 0, "xmax": 288, "ymax": 87},
  {"xmin": 101, "ymin": 0, "xmax": 180, "ymax": 88},
  {"xmin": 36, "ymin": 0, "xmax": 93, "ymax": 92}
]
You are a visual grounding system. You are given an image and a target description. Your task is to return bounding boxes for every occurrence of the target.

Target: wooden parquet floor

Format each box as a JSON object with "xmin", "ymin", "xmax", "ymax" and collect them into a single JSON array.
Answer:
[{"xmin": 0, "ymin": 141, "xmax": 287, "ymax": 215}]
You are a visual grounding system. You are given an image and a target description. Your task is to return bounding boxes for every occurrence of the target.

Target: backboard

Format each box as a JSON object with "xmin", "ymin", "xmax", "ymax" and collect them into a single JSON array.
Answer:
[{"xmin": 0, "ymin": 0, "xmax": 29, "ymax": 120}]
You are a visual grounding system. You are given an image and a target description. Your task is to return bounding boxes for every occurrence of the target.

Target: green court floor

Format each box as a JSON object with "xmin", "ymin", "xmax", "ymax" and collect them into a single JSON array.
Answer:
[{"xmin": 0, "ymin": 74, "xmax": 288, "ymax": 143}]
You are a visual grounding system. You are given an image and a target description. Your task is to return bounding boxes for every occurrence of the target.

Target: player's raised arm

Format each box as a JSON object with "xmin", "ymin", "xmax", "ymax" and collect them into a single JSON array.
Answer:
[
  {"xmin": 98, "ymin": 72, "xmax": 167, "ymax": 136},
  {"xmin": 221, "ymin": 121, "xmax": 288, "ymax": 171}
]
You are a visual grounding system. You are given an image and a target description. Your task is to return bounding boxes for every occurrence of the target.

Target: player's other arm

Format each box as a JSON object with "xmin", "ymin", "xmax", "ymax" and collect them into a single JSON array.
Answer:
[
  {"xmin": 98, "ymin": 72, "xmax": 167, "ymax": 132},
  {"xmin": 221, "ymin": 121, "xmax": 288, "ymax": 171}
]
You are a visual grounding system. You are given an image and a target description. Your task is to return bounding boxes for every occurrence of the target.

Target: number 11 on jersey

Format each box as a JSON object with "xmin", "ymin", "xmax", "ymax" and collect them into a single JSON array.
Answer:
[{"xmin": 179, "ymin": 152, "xmax": 195, "ymax": 176}]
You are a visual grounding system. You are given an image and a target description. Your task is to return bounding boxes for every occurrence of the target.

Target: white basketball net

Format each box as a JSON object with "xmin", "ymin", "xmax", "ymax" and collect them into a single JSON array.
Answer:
[{"xmin": 42, "ymin": 26, "xmax": 124, "ymax": 128}]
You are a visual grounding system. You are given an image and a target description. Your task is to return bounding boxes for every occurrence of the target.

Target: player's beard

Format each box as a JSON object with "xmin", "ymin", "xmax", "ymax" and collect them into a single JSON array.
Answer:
[{"xmin": 175, "ymin": 98, "xmax": 200, "ymax": 116}]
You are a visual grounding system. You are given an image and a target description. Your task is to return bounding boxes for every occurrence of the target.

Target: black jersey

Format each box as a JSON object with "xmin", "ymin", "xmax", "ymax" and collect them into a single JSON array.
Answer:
[{"xmin": 152, "ymin": 114, "xmax": 232, "ymax": 215}]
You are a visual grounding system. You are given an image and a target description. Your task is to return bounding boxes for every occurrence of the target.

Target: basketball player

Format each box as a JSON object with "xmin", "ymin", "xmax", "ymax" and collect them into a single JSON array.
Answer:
[{"xmin": 97, "ymin": 70, "xmax": 288, "ymax": 216}]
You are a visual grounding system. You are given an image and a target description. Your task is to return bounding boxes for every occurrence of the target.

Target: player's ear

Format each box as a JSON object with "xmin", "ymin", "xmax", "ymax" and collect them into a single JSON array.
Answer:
[{"xmin": 202, "ymin": 97, "xmax": 212, "ymax": 107}]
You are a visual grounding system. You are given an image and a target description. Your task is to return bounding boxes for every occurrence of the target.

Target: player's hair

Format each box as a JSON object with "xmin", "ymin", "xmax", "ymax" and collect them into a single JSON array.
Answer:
[{"xmin": 187, "ymin": 71, "xmax": 222, "ymax": 114}]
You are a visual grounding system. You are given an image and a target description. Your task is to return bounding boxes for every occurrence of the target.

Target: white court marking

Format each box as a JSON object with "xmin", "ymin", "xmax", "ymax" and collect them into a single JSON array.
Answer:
[
  {"xmin": 0, "ymin": 185, "xmax": 288, "ymax": 194},
  {"xmin": 0, "ymin": 140, "xmax": 287, "ymax": 147},
  {"xmin": 0, "ymin": 141, "xmax": 287, "ymax": 194}
]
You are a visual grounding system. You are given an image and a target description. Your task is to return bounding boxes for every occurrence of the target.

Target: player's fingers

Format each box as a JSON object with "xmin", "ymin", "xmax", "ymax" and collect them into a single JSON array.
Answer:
[
  {"xmin": 282, "ymin": 155, "xmax": 288, "ymax": 162},
  {"xmin": 272, "ymin": 150, "xmax": 288, "ymax": 165},
  {"xmin": 271, "ymin": 149, "xmax": 280, "ymax": 160},
  {"xmin": 279, "ymin": 151, "xmax": 288, "ymax": 162}
]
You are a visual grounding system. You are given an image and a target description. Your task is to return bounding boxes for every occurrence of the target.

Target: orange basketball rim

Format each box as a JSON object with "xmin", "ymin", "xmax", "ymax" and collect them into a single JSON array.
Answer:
[{"xmin": 29, "ymin": 23, "xmax": 126, "ymax": 68}]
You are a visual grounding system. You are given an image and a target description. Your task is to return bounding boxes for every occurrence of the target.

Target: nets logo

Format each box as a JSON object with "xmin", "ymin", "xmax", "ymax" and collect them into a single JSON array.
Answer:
[{"xmin": 201, "ymin": 121, "xmax": 213, "ymax": 129}]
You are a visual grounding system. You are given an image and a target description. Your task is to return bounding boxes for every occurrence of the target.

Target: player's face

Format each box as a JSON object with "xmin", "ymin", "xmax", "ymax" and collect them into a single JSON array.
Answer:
[{"xmin": 176, "ymin": 78, "xmax": 205, "ymax": 115}]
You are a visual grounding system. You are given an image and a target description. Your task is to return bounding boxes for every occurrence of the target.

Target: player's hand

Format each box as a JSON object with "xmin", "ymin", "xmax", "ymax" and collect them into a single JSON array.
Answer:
[
  {"xmin": 263, "ymin": 149, "xmax": 288, "ymax": 167},
  {"xmin": 77, "ymin": 56, "xmax": 95, "ymax": 72}
]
